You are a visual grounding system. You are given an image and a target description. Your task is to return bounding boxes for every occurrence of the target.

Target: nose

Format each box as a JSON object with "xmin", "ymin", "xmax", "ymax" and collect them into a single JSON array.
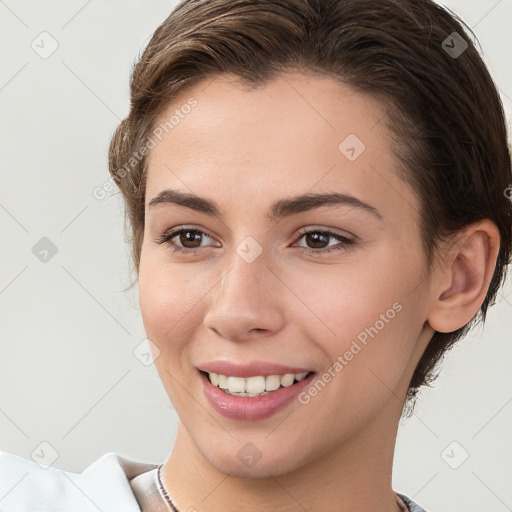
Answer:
[{"xmin": 203, "ymin": 249, "xmax": 285, "ymax": 342}]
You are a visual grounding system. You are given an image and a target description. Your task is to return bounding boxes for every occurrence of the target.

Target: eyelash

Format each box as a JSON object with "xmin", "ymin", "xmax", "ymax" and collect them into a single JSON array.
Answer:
[{"xmin": 154, "ymin": 225, "xmax": 355, "ymax": 256}]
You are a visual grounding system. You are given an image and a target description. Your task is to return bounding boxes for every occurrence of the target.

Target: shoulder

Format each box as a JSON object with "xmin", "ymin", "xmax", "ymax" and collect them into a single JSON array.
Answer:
[
  {"xmin": 0, "ymin": 449, "xmax": 158, "ymax": 512},
  {"xmin": 397, "ymin": 493, "xmax": 429, "ymax": 512}
]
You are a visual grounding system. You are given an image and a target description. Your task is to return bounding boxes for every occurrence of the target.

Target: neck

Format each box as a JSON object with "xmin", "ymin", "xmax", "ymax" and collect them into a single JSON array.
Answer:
[{"xmin": 161, "ymin": 392, "xmax": 405, "ymax": 512}]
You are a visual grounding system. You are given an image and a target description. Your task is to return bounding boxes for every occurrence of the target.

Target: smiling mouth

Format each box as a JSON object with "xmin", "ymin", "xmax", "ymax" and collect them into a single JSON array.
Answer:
[{"xmin": 200, "ymin": 370, "xmax": 315, "ymax": 397}]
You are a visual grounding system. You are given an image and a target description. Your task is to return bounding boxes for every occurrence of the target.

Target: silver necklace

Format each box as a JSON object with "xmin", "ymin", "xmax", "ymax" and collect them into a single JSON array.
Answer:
[
  {"xmin": 155, "ymin": 462, "xmax": 408, "ymax": 512},
  {"xmin": 156, "ymin": 463, "xmax": 180, "ymax": 512}
]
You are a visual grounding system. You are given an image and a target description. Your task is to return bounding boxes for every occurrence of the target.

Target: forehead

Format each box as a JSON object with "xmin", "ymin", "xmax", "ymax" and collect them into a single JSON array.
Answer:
[
  {"xmin": 149, "ymin": 71, "xmax": 384, "ymax": 161},
  {"xmin": 145, "ymin": 72, "xmax": 418, "ymax": 222}
]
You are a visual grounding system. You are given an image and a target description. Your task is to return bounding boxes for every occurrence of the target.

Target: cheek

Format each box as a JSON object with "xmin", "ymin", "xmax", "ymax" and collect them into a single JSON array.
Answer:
[
  {"xmin": 289, "ymin": 257, "xmax": 408, "ymax": 341},
  {"xmin": 292, "ymin": 267, "xmax": 417, "ymax": 434},
  {"xmin": 138, "ymin": 250, "xmax": 205, "ymax": 350},
  {"xmin": 138, "ymin": 253, "xmax": 208, "ymax": 406},
  {"xmin": 291, "ymin": 250, "xmax": 422, "ymax": 382}
]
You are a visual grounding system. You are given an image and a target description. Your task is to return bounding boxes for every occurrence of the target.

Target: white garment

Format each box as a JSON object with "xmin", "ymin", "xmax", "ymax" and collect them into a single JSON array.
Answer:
[
  {"xmin": 0, "ymin": 450, "xmax": 427, "ymax": 511},
  {"xmin": 0, "ymin": 450, "xmax": 158, "ymax": 511}
]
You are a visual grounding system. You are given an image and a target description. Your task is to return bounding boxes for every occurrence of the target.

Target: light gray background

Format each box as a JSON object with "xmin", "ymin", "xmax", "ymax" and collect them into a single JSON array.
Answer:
[{"xmin": 0, "ymin": 1, "xmax": 511, "ymax": 511}]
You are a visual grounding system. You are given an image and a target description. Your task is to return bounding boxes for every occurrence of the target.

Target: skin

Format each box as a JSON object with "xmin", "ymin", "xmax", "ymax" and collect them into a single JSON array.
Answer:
[{"xmin": 138, "ymin": 71, "xmax": 500, "ymax": 512}]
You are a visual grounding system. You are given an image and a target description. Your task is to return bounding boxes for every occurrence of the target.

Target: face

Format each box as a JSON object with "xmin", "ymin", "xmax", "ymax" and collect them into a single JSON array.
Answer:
[{"xmin": 139, "ymin": 72, "xmax": 434, "ymax": 477}]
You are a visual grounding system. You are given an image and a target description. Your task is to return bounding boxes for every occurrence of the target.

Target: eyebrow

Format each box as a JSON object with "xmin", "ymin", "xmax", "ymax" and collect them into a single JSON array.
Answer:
[{"xmin": 148, "ymin": 189, "xmax": 383, "ymax": 220}]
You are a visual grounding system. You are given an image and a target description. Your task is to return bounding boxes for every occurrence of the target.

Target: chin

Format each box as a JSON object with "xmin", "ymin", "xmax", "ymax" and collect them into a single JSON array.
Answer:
[{"xmin": 201, "ymin": 442, "xmax": 307, "ymax": 479}]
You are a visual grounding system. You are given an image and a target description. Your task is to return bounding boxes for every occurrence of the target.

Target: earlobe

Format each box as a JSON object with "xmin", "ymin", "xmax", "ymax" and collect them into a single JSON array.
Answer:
[{"xmin": 427, "ymin": 220, "xmax": 501, "ymax": 333}]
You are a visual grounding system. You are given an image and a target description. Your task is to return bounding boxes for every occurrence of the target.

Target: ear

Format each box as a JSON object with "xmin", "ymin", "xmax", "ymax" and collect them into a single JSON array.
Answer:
[{"xmin": 427, "ymin": 219, "xmax": 501, "ymax": 333}]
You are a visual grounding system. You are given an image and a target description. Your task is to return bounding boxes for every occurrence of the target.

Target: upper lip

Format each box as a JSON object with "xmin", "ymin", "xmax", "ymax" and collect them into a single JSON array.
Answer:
[{"xmin": 197, "ymin": 360, "xmax": 314, "ymax": 378}]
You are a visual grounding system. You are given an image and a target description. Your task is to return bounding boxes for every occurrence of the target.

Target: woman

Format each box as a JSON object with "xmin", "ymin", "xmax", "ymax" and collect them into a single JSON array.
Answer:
[{"xmin": 1, "ymin": 0, "xmax": 510, "ymax": 510}]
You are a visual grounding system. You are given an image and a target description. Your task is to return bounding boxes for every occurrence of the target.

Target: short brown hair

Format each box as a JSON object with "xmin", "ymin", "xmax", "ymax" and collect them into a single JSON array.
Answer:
[{"xmin": 108, "ymin": 0, "xmax": 512, "ymax": 406}]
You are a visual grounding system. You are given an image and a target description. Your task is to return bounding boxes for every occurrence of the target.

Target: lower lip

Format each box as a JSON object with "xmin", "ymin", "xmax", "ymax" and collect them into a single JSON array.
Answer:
[{"xmin": 199, "ymin": 370, "xmax": 315, "ymax": 421}]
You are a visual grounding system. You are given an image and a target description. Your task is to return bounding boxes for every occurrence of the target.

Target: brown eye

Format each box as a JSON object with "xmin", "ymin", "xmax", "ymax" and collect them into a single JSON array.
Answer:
[
  {"xmin": 154, "ymin": 226, "xmax": 219, "ymax": 254},
  {"xmin": 303, "ymin": 231, "xmax": 330, "ymax": 249},
  {"xmin": 175, "ymin": 230, "xmax": 204, "ymax": 249},
  {"xmin": 295, "ymin": 228, "xmax": 355, "ymax": 255}
]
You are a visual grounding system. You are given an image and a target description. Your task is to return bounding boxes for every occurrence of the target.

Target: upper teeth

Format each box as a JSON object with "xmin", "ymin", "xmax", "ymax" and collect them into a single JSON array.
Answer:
[{"xmin": 208, "ymin": 372, "xmax": 309, "ymax": 394}]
